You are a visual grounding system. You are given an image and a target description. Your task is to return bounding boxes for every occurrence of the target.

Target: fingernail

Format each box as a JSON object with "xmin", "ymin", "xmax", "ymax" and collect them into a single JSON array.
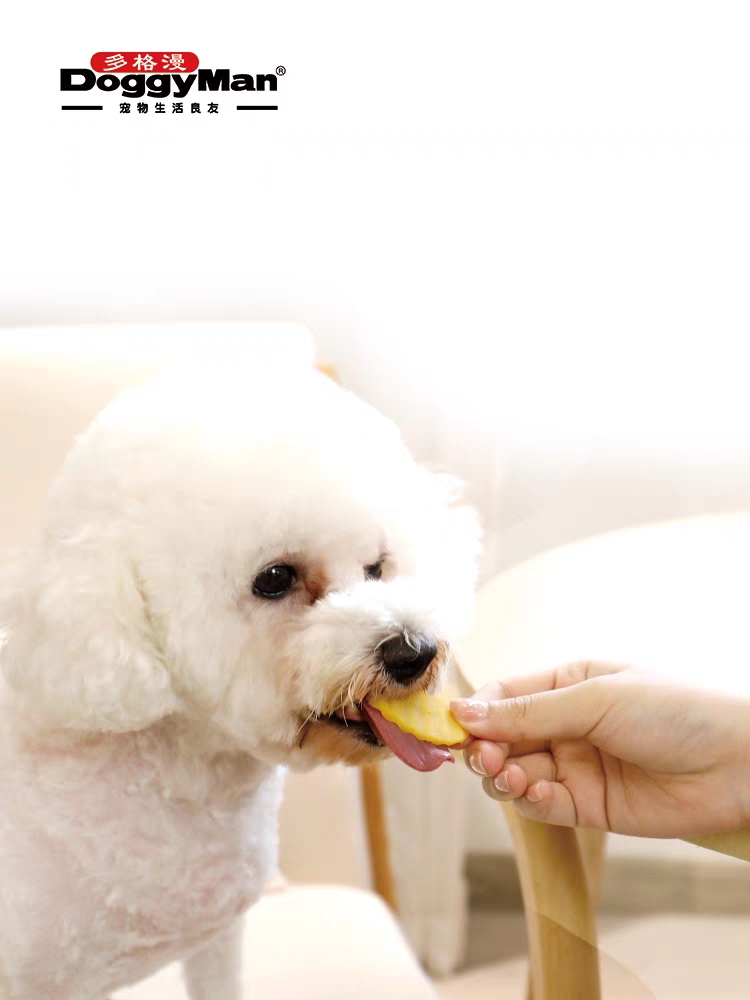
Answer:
[
  {"xmin": 468, "ymin": 753, "xmax": 488, "ymax": 776},
  {"xmin": 494, "ymin": 771, "xmax": 510, "ymax": 793},
  {"xmin": 452, "ymin": 699, "xmax": 489, "ymax": 721},
  {"xmin": 527, "ymin": 784, "xmax": 543, "ymax": 803}
]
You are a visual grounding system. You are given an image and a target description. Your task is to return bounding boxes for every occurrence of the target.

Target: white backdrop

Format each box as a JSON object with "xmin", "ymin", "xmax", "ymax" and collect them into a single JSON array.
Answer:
[{"xmin": 4, "ymin": 2, "xmax": 750, "ymax": 581}]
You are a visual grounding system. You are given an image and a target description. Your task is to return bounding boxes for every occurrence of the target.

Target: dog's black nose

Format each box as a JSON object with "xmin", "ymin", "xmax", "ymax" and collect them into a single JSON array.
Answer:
[{"xmin": 379, "ymin": 633, "xmax": 438, "ymax": 684}]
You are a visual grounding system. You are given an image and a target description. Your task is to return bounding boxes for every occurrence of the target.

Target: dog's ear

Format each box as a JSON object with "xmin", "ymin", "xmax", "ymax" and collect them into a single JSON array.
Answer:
[{"xmin": 0, "ymin": 544, "xmax": 178, "ymax": 731}]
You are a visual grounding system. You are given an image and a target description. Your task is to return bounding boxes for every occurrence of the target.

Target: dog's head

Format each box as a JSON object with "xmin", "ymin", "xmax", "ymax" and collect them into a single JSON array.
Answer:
[{"xmin": 0, "ymin": 365, "xmax": 480, "ymax": 769}]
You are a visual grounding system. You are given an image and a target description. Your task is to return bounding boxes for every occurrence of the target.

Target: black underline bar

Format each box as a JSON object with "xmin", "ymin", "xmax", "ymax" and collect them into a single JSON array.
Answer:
[
  {"xmin": 236, "ymin": 105, "xmax": 278, "ymax": 110},
  {"xmin": 61, "ymin": 105, "xmax": 103, "ymax": 110}
]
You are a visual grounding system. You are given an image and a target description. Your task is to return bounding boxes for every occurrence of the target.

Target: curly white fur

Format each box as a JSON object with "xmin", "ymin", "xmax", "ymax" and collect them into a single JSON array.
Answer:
[{"xmin": 0, "ymin": 363, "xmax": 479, "ymax": 1000}]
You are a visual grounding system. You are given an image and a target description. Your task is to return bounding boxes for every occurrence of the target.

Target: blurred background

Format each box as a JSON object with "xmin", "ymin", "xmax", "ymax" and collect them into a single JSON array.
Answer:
[{"xmin": 3, "ymin": 2, "xmax": 750, "ymax": 996}]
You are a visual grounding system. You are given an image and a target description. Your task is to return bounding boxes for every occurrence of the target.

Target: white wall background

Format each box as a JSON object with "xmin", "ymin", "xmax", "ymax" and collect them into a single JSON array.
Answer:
[
  {"xmin": 4, "ymin": 2, "xmax": 750, "ymax": 580},
  {"xmin": 4, "ymin": 2, "xmax": 750, "ymax": 867}
]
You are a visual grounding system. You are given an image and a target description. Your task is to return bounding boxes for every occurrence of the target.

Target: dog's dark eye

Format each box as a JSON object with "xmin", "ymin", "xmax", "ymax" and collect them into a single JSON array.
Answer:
[
  {"xmin": 252, "ymin": 564, "xmax": 297, "ymax": 599},
  {"xmin": 364, "ymin": 558, "xmax": 384, "ymax": 581}
]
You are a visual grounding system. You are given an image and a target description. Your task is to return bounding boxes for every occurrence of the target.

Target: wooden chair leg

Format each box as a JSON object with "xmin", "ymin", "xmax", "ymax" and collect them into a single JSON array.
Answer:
[
  {"xmin": 360, "ymin": 763, "xmax": 398, "ymax": 912},
  {"xmin": 504, "ymin": 805, "xmax": 601, "ymax": 1000},
  {"xmin": 577, "ymin": 827, "xmax": 607, "ymax": 910}
]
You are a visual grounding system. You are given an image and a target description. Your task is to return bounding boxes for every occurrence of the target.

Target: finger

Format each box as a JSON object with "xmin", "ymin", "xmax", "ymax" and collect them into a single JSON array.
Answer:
[
  {"xmin": 465, "ymin": 661, "xmax": 626, "ymax": 703},
  {"xmin": 464, "ymin": 739, "xmax": 508, "ymax": 777},
  {"xmin": 454, "ymin": 663, "xmax": 622, "ymax": 747},
  {"xmin": 504, "ymin": 751, "xmax": 557, "ymax": 787},
  {"xmin": 513, "ymin": 780, "xmax": 580, "ymax": 827},
  {"xmin": 509, "ymin": 661, "xmax": 626, "ymax": 696},
  {"xmin": 451, "ymin": 676, "xmax": 613, "ymax": 743},
  {"xmin": 481, "ymin": 753, "xmax": 556, "ymax": 802},
  {"xmin": 453, "ymin": 685, "xmax": 503, "ymax": 752},
  {"xmin": 481, "ymin": 763, "xmax": 529, "ymax": 802},
  {"xmin": 470, "ymin": 680, "xmax": 505, "ymax": 702}
]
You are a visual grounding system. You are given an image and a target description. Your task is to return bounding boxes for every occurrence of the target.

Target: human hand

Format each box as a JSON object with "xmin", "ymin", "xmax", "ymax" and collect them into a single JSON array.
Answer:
[{"xmin": 452, "ymin": 662, "xmax": 750, "ymax": 838}]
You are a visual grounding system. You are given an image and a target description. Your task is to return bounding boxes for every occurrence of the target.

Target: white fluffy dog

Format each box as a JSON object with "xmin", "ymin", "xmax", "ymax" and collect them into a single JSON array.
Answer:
[{"xmin": 0, "ymin": 364, "xmax": 479, "ymax": 1000}]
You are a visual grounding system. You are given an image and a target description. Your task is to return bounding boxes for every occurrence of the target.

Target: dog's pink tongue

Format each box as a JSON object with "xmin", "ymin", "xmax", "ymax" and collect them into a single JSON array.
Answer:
[{"xmin": 362, "ymin": 703, "xmax": 455, "ymax": 772}]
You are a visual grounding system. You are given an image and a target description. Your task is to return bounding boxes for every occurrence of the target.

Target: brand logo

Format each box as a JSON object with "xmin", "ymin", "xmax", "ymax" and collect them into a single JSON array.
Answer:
[{"xmin": 60, "ymin": 53, "xmax": 285, "ymax": 113}]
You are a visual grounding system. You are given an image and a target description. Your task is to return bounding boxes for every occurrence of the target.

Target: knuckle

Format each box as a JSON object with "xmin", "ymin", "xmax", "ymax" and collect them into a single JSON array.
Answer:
[
  {"xmin": 519, "ymin": 794, "xmax": 548, "ymax": 819},
  {"xmin": 566, "ymin": 660, "xmax": 595, "ymax": 684},
  {"xmin": 503, "ymin": 693, "xmax": 539, "ymax": 735}
]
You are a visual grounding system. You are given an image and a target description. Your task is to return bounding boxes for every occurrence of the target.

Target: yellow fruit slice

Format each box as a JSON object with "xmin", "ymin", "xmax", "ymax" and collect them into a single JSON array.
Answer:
[{"xmin": 369, "ymin": 689, "xmax": 468, "ymax": 746}]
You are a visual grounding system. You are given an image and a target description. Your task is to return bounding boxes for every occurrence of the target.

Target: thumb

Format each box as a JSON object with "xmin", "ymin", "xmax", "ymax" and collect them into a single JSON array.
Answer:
[{"xmin": 451, "ymin": 683, "xmax": 610, "ymax": 743}]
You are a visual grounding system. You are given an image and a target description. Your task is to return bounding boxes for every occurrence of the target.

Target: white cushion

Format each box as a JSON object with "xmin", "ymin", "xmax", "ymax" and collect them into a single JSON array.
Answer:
[{"xmin": 119, "ymin": 884, "xmax": 439, "ymax": 1000}]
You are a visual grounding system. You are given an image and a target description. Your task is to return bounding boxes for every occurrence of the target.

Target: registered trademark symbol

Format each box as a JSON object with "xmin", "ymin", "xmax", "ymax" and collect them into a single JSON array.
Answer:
[{"xmin": 276, "ymin": 65, "xmax": 286, "ymax": 76}]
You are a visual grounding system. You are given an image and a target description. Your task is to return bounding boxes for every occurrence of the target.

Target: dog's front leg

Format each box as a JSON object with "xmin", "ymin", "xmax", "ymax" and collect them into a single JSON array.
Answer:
[{"xmin": 183, "ymin": 916, "xmax": 245, "ymax": 1000}]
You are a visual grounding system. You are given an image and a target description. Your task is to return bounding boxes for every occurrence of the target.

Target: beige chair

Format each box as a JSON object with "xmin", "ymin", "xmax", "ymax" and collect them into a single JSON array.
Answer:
[{"xmin": 457, "ymin": 515, "xmax": 750, "ymax": 999}]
